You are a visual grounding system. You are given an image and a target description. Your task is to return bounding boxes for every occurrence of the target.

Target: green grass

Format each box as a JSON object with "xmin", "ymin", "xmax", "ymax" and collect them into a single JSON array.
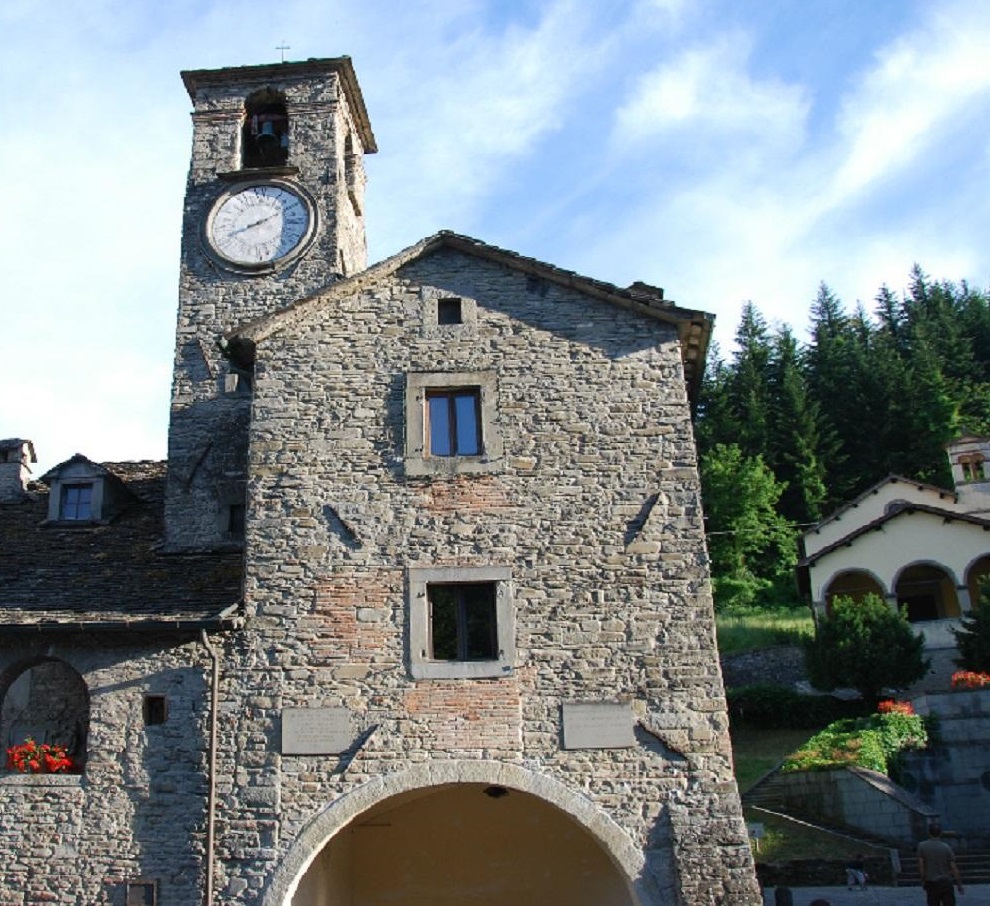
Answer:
[
  {"xmin": 732, "ymin": 727, "xmax": 889, "ymax": 862},
  {"xmin": 744, "ymin": 808, "xmax": 884, "ymax": 862},
  {"xmin": 716, "ymin": 606, "xmax": 815, "ymax": 654},
  {"xmin": 730, "ymin": 726, "xmax": 813, "ymax": 792}
]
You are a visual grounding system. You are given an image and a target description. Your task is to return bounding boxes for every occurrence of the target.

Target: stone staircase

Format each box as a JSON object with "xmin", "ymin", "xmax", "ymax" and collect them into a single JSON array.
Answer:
[
  {"xmin": 896, "ymin": 846, "xmax": 990, "ymax": 887},
  {"xmin": 742, "ymin": 767, "xmax": 791, "ymax": 811},
  {"xmin": 742, "ymin": 767, "xmax": 990, "ymax": 887}
]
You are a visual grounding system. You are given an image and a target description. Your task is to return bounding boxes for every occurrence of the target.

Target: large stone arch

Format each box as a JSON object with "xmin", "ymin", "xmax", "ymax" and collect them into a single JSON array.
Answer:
[
  {"xmin": 893, "ymin": 561, "xmax": 960, "ymax": 622},
  {"xmin": 262, "ymin": 760, "xmax": 651, "ymax": 906}
]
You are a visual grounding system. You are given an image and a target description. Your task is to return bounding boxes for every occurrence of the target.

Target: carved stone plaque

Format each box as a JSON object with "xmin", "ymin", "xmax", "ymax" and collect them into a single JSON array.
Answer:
[
  {"xmin": 562, "ymin": 701, "xmax": 635, "ymax": 750},
  {"xmin": 281, "ymin": 707, "xmax": 353, "ymax": 755}
]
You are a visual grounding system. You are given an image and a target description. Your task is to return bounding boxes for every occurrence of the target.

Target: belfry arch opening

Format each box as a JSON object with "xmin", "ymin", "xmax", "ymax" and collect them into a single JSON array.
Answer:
[
  {"xmin": 289, "ymin": 783, "xmax": 638, "ymax": 906},
  {"xmin": 242, "ymin": 88, "xmax": 289, "ymax": 168}
]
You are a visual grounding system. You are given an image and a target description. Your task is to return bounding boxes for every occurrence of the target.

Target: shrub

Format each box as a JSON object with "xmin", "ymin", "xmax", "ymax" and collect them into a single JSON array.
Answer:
[
  {"xmin": 804, "ymin": 594, "xmax": 928, "ymax": 706},
  {"xmin": 781, "ymin": 708, "xmax": 928, "ymax": 776},
  {"xmin": 727, "ymin": 684, "xmax": 867, "ymax": 730},
  {"xmin": 954, "ymin": 592, "xmax": 990, "ymax": 672}
]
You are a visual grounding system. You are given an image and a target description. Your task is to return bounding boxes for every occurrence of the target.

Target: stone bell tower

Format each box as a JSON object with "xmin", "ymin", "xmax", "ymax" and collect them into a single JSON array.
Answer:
[{"xmin": 164, "ymin": 58, "xmax": 376, "ymax": 550}]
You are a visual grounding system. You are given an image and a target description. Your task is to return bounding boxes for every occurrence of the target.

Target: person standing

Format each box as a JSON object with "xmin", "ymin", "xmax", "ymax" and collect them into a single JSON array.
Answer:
[{"xmin": 918, "ymin": 822, "xmax": 964, "ymax": 905}]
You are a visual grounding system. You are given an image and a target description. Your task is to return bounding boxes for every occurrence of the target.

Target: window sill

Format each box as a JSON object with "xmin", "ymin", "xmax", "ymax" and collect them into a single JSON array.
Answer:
[
  {"xmin": 412, "ymin": 660, "xmax": 514, "ymax": 680},
  {"xmin": 405, "ymin": 454, "xmax": 503, "ymax": 478},
  {"xmin": 1, "ymin": 772, "xmax": 83, "ymax": 787}
]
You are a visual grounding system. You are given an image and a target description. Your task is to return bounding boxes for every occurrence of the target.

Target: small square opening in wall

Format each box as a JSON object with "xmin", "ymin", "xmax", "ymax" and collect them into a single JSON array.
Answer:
[
  {"xmin": 437, "ymin": 297, "xmax": 463, "ymax": 325},
  {"xmin": 126, "ymin": 879, "xmax": 158, "ymax": 906},
  {"xmin": 143, "ymin": 695, "xmax": 168, "ymax": 727},
  {"xmin": 227, "ymin": 503, "xmax": 246, "ymax": 541},
  {"xmin": 408, "ymin": 565, "xmax": 514, "ymax": 679}
]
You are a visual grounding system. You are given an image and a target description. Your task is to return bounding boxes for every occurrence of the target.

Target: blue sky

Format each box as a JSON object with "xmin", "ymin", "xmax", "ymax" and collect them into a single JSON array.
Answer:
[{"xmin": 3, "ymin": 0, "xmax": 990, "ymax": 475}]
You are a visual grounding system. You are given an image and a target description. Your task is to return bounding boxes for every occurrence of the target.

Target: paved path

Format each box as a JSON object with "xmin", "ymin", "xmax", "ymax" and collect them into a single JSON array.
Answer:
[{"xmin": 762, "ymin": 884, "xmax": 990, "ymax": 905}]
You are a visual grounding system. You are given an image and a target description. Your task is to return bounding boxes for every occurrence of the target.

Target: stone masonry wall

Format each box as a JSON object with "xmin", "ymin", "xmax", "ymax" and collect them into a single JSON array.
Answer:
[
  {"xmin": 165, "ymin": 64, "xmax": 369, "ymax": 550},
  {"xmin": 0, "ymin": 638, "xmax": 213, "ymax": 906},
  {"xmin": 211, "ymin": 249, "xmax": 761, "ymax": 905},
  {"xmin": 904, "ymin": 688, "xmax": 990, "ymax": 844}
]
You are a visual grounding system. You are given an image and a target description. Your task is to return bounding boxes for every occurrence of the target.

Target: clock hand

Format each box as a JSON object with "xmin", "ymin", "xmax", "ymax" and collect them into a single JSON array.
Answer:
[{"xmin": 231, "ymin": 211, "xmax": 279, "ymax": 235}]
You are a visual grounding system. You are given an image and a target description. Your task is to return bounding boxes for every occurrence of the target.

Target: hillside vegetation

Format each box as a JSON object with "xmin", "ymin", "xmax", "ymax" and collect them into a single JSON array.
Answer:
[{"xmin": 696, "ymin": 266, "xmax": 990, "ymax": 610}]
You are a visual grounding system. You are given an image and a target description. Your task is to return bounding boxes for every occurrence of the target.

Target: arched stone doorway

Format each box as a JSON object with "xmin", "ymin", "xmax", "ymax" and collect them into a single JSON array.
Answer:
[
  {"xmin": 290, "ymin": 783, "xmax": 638, "ymax": 906},
  {"xmin": 895, "ymin": 563, "xmax": 960, "ymax": 622},
  {"xmin": 266, "ymin": 762, "xmax": 647, "ymax": 906},
  {"xmin": 824, "ymin": 570, "xmax": 886, "ymax": 611}
]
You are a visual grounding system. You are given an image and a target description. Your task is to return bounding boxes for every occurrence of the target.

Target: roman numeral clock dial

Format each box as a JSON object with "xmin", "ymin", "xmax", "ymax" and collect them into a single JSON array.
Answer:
[{"xmin": 206, "ymin": 182, "xmax": 314, "ymax": 271}]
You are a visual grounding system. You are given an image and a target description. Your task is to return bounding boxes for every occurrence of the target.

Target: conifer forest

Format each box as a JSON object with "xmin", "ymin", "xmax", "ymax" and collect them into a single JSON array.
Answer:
[{"xmin": 695, "ymin": 266, "xmax": 990, "ymax": 610}]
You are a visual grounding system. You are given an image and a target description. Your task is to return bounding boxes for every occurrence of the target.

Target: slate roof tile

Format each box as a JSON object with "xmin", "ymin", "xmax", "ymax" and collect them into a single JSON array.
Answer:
[{"xmin": 0, "ymin": 461, "xmax": 243, "ymax": 631}]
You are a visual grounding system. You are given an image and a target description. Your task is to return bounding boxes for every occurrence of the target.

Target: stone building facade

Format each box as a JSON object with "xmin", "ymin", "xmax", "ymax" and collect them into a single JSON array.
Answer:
[{"xmin": 0, "ymin": 58, "xmax": 761, "ymax": 905}]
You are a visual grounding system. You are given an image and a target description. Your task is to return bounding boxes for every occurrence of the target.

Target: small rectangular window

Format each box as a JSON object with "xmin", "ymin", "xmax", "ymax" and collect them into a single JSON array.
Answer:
[
  {"xmin": 409, "ymin": 566, "xmax": 513, "ymax": 679},
  {"xmin": 227, "ymin": 503, "xmax": 246, "ymax": 540},
  {"xmin": 405, "ymin": 371, "xmax": 501, "ymax": 477},
  {"xmin": 428, "ymin": 583, "xmax": 497, "ymax": 661},
  {"xmin": 60, "ymin": 483, "xmax": 93, "ymax": 520},
  {"xmin": 126, "ymin": 880, "xmax": 158, "ymax": 906},
  {"xmin": 426, "ymin": 389, "xmax": 481, "ymax": 456},
  {"xmin": 437, "ymin": 297, "xmax": 463, "ymax": 325},
  {"xmin": 143, "ymin": 695, "xmax": 168, "ymax": 727}
]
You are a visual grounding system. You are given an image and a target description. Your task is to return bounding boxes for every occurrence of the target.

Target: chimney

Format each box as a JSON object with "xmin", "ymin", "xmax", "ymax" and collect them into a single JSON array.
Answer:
[{"xmin": 0, "ymin": 439, "xmax": 37, "ymax": 502}]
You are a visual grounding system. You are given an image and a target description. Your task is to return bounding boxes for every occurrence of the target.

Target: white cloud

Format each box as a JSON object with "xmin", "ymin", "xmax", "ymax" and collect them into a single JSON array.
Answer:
[
  {"xmin": 365, "ymin": 0, "xmax": 610, "ymax": 248},
  {"xmin": 823, "ymin": 0, "xmax": 990, "ymax": 212},
  {"xmin": 614, "ymin": 33, "xmax": 809, "ymax": 158}
]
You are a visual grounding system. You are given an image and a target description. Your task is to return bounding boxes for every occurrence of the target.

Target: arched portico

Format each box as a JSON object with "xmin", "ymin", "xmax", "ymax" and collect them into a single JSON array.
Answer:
[
  {"xmin": 966, "ymin": 554, "xmax": 990, "ymax": 610},
  {"xmin": 823, "ymin": 570, "xmax": 886, "ymax": 612},
  {"xmin": 894, "ymin": 562, "xmax": 960, "ymax": 622},
  {"xmin": 264, "ymin": 761, "xmax": 649, "ymax": 906}
]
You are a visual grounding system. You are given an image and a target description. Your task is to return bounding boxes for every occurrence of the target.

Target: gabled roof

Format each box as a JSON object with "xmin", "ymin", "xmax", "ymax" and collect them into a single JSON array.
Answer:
[
  {"xmin": 800, "ymin": 500, "xmax": 990, "ymax": 568},
  {"xmin": 40, "ymin": 452, "xmax": 125, "ymax": 484},
  {"xmin": 230, "ymin": 231, "xmax": 714, "ymax": 402},
  {"xmin": 0, "ymin": 461, "xmax": 243, "ymax": 633},
  {"xmin": 801, "ymin": 474, "xmax": 958, "ymax": 541}
]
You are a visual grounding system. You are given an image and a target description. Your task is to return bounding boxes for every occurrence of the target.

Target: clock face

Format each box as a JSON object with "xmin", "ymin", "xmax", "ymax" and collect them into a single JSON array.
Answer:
[{"xmin": 207, "ymin": 183, "xmax": 313, "ymax": 268}]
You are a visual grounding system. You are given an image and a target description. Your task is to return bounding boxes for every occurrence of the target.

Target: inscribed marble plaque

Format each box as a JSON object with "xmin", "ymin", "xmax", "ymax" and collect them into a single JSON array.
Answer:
[
  {"xmin": 562, "ymin": 701, "xmax": 635, "ymax": 750},
  {"xmin": 282, "ymin": 707, "xmax": 353, "ymax": 755}
]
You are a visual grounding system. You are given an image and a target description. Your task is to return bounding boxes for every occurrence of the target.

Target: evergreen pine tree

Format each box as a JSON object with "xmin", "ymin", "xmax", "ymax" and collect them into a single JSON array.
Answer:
[{"xmin": 953, "ymin": 588, "xmax": 990, "ymax": 673}]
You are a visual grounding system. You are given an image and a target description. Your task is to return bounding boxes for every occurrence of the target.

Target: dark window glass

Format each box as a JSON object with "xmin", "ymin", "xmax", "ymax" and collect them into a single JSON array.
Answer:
[
  {"xmin": 143, "ymin": 695, "xmax": 168, "ymax": 726},
  {"xmin": 427, "ymin": 389, "xmax": 481, "ymax": 456},
  {"xmin": 61, "ymin": 484, "xmax": 93, "ymax": 520},
  {"xmin": 227, "ymin": 503, "xmax": 246, "ymax": 540},
  {"xmin": 428, "ymin": 583, "xmax": 497, "ymax": 661},
  {"xmin": 437, "ymin": 298, "xmax": 463, "ymax": 325}
]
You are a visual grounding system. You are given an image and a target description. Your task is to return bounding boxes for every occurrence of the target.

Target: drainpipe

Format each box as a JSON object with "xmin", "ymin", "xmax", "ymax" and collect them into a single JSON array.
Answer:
[{"xmin": 200, "ymin": 630, "xmax": 221, "ymax": 906}]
